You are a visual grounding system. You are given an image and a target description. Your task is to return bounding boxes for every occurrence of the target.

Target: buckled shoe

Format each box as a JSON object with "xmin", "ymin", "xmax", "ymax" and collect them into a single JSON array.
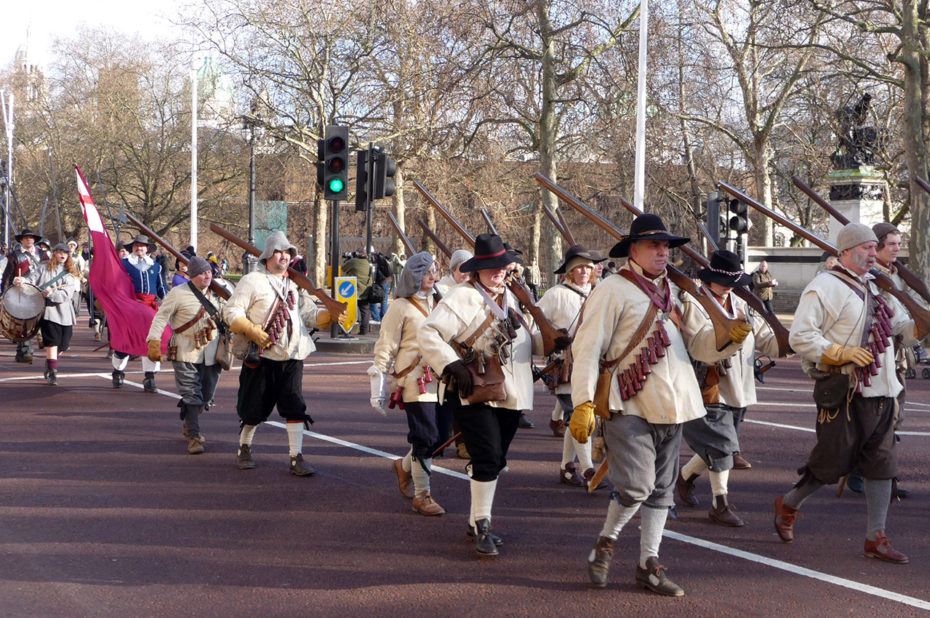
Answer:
[
  {"xmin": 560, "ymin": 462, "xmax": 584, "ymax": 487},
  {"xmin": 393, "ymin": 459, "xmax": 414, "ymax": 498},
  {"xmin": 587, "ymin": 536, "xmax": 614, "ymax": 588},
  {"xmin": 237, "ymin": 444, "xmax": 256, "ymax": 470},
  {"xmin": 112, "ymin": 370, "xmax": 125, "ymax": 388},
  {"xmin": 473, "ymin": 518, "xmax": 498, "ymax": 556},
  {"xmin": 709, "ymin": 494, "xmax": 744, "ymax": 527},
  {"xmin": 549, "ymin": 418, "xmax": 565, "ymax": 437},
  {"xmin": 289, "ymin": 453, "xmax": 316, "ymax": 476},
  {"xmin": 467, "ymin": 524, "xmax": 503, "ymax": 547},
  {"xmin": 635, "ymin": 556, "xmax": 684, "ymax": 597},
  {"xmin": 864, "ymin": 531, "xmax": 909, "ymax": 564},
  {"xmin": 412, "ymin": 492, "xmax": 445, "ymax": 516},
  {"xmin": 773, "ymin": 495, "xmax": 798, "ymax": 543}
]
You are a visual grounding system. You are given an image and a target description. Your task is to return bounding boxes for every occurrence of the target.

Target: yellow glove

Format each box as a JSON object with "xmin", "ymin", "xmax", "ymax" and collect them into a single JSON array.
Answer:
[
  {"xmin": 570, "ymin": 401, "xmax": 596, "ymax": 444},
  {"xmin": 729, "ymin": 321, "xmax": 752, "ymax": 345},
  {"xmin": 821, "ymin": 343, "xmax": 873, "ymax": 367},
  {"xmin": 315, "ymin": 309, "xmax": 334, "ymax": 330},
  {"xmin": 146, "ymin": 339, "xmax": 162, "ymax": 362},
  {"xmin": 229, "ymin": 316, "xmax": 271, "ymax": 349}
]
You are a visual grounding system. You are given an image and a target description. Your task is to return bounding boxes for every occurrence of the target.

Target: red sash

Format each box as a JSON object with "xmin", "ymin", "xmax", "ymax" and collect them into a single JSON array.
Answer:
[{"xmin": 135, "ymin": 292, "xmax": 158, "ymax": 311}]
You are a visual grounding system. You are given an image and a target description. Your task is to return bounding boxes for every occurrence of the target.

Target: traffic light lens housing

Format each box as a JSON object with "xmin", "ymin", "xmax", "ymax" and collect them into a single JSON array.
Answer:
[
  {"xmin": 328, "ymin": 178, "xmax": 345, "ymax": 193},
  {"xmin": 322, "ymin": 125, "xmax": 349, "ymax": 201}
]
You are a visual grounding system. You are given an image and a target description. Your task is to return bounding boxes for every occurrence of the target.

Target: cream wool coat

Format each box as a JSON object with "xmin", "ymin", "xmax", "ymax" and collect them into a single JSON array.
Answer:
[
  {"xmin": 681, "ymin": 288, "xmax": 781, "ymax": 408},
  {"xmin": 372, "ymin": 295, "xmax": 439, "ymax": 403},
  {"xmin": 434, "ymin": 274, "xmax": 457, "ymax": 297},
  {"xmin": 419, "ymin": 281, "xmax": 543, "ymax": 410},
  {"xmin": 537, "ymin": 281, "xmax": 589, "ymax": 395},
  {"xmin": 223, "ymin": 270, "xmax": 324, "ymax": 362},
  {"xmin": 790, "ymin": 269, "xmax": 915, "ymax": 399},
  {"xmin": 147, "ymin": 283, "xmax": 221, "ymax": 364},
  {"xmin": 570, "ymin": 263, "xmax": 707, "ymax": 424}
]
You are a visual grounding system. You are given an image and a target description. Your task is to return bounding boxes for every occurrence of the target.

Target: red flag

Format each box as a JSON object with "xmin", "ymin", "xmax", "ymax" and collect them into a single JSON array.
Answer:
[{"xmin": 75, "ymin": 166, "xmax": 168, "ymax": 355}]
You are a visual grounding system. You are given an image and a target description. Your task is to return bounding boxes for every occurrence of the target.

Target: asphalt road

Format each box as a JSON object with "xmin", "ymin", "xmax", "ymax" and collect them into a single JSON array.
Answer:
[{"xmin": 2, "ymin": 325, "xmax": 929, "ymax": 616}]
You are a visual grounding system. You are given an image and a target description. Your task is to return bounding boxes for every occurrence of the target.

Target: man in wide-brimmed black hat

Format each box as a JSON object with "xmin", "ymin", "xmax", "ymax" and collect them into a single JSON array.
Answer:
[
  {"xmin": 676, "ymin": 249, "xmax": 783, "ymax": 527},
  {"xmin": 111, "ymin": 234, "xmax": 167, "ymax": 391},
  {"xmin": 2, "ymin": 228, "xmax": 48, "ymax": 363},
  {"xmin": 568, "ymin": 214, "xmax": 751, "ymax": 596}
]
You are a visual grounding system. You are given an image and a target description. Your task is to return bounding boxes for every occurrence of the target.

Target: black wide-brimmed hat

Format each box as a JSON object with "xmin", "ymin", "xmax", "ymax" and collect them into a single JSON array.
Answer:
[
  {"xmin": 554, "ymin": 244, "xmax": 606, "ymax": 274},
  {"xmin": 123, "ymin": 234, "xmax": 156, "ymax": 252},
  {"xmin": 15, "ymin": 228, "xmax": 42, "ymax": 243},
  {"xmin": 459, "ymin": 233, "xmax": 518, "ymax": 273},
  {"xmin": 609, "ymin": 213, "xmax": 689, "ymax": 258},
  {"xmin": 697, "ymin": 250, "xmax": 753, "ymax": 288},
  {"xmin": 503, "ymin": 242, "xmax": 524, "ymax": 265}
]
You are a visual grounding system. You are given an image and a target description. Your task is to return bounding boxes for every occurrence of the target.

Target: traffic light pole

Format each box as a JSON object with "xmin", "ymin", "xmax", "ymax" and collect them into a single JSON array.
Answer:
[
  {"xmin": 329, "ymin": 198, "xmax": 340, "ymax": 338},
  {"xmin": 364, "ymin": 143, "xmax": 374, "ymax": 254}
]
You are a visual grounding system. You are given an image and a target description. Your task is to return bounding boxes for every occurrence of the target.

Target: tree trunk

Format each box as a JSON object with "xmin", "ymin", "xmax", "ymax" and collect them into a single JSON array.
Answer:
[
  {"xmin": 537, "ymin": 0, "xmax": 561, "ymax": 279},
  {"xmin": 902, "ymin": 0, "xmax": 930, "ymax": 282},
  {"xmin": 753, "ymin": 137, "xmax": 774, "ymax": 246},
  {"xmin": 393, "ymin": 165, "xmax": 406, "ymax": 257}
]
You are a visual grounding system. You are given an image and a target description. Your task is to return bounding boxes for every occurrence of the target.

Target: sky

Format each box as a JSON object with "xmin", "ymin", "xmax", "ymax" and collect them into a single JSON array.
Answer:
[{"xmin": 3, "ymin": 0, "xmax": 186, "ymax": 69}]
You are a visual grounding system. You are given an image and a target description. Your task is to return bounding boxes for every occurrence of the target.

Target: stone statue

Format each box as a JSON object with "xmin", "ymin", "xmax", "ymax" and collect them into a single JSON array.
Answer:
[{"xmin": 830, "ymin": 93, "xmax": 885, "ymax": 170}]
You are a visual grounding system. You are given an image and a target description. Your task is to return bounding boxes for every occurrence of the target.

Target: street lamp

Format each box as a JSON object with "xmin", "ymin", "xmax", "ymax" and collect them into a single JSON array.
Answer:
[{"xmin": 242, "ymin": 109, "xmax": 264, "ymax": 274}]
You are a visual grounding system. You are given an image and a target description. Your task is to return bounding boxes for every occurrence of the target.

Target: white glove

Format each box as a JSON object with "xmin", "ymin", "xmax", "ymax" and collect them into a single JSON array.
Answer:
[{"xmin": 368, "ymin": 365, "xmax": 387, "ymax": 416}]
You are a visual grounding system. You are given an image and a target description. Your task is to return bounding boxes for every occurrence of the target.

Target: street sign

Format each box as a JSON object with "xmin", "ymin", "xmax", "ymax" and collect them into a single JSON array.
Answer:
[{"xmin": 334, "ymin": 276, "xmax": 358, "ymax": 333}]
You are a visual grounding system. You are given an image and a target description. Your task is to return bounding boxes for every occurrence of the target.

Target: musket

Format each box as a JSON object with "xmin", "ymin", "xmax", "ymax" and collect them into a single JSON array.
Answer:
[
  {"xmin": 412, "ymin": 179, "xmax": 565, "ymax": 355},
  {"xmin": 535, "ymin": 173, "xmax": 748, "ymax": 352},
  {"xmin": 719, "ymin": 181, "xmax": 930, "ymax": 338},
  {"xmin": 125, "ymin": 213, "xmax": 231, "ymax": 301},
  {"xmin": 416, "ymin": 218, "xmax": 452, "ymax": 258},
  {"xmin": 556, "ymin": 208, "xmax": 578, "ymax": 247},
  {"xmin": 479, "ymin": 208, "xmax": 499, "ymax": 236},
  {"xmin": 209, "ymin": 222, "xmax": 348, "ymax": 318},
  {"xmin": 618, "ymin": 196, "xmax": 792, "ymax": 356},
  {"xmin": 386, "ymin": 211, "xmax": 416, "ymax": 257},
  {"xmin": 792, "ymin": 175, "xmax": 930, "ymax": 306},
  {"xmin": 914, "ymin": 176, "xmax": 930, "ymax": 197},
  {"xmin": 542, "ymin": 204, "xmax": 573, "ymax": 245}
]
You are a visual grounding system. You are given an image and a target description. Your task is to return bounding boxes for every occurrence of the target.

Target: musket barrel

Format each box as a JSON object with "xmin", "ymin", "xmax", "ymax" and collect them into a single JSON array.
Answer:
[
  {"xmin": 416, "ymin": 218, "xmax": 452, "ymax": 258},
  {"xmin": 387, "ymin": 211, "xmax": 416, "ymax": 257},
  {"xmin": 125, "ymin": 213, "xmax": 230, "ymax": 300}
]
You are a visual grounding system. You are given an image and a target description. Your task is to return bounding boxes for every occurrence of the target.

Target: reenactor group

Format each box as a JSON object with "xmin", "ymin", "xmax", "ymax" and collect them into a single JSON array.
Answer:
[{"xmin": 1, "ymin": 207, "xmax": 920, "ymax": 597}]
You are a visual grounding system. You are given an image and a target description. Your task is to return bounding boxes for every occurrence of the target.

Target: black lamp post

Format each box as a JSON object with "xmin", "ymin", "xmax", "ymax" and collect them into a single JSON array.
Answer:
[{"xmin": 242, "ymin": 110, "xmax": 263, "ymax": 273}]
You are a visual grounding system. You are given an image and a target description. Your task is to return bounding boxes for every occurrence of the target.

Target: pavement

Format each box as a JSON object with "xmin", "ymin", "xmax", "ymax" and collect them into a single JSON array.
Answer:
[{"xmin": 2, "ymin": 322, "xmax": 929, "ymax": 616}]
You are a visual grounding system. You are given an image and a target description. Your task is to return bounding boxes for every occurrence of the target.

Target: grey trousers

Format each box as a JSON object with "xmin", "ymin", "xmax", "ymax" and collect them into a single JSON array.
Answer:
[{"xmin": 604, "ymin": 414, "xmax": 682, "ymax": 509}]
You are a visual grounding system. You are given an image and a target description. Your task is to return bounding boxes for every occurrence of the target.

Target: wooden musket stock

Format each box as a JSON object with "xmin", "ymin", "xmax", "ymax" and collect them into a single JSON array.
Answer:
[
  {"xmin": 617, "ymin": 197, "xmax": 791, "ymax": 356},
  {"xmin": 387, "ymin": 211, "xmax": 416, "ymax": 257},
  {"xmin": 209, "ymin": 223, "xmax": 347, "ymax": 318},
  {"xmin": 535, "ymin": 173, "xmax": 747, "ymax": 351},
  {"xmin": 542, "ymin": 204, "xmax": 573, "ymax": 246},
  {"xmin": 125, "ymin": 213, "xmax": 230, "ymax": 301},
  {"xmin": 720, "ymin": 181, "xmax": 930, "ymax": 339},
  {"xmin": 792, "ymin": 175, "xmax": 930, "ymax": 305},
  {"xmin": 416, "ymin": 218, "xmax": 452, "ymax": 258},
  {"xmin": 412, "ymin": 179, "xmax": 564, "ymax": 355}
]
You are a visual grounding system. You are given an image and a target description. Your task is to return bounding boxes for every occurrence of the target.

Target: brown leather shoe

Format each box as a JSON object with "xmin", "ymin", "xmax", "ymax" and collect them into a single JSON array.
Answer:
[
  {"xmin": 412, "ymin": 492, "xmax": 445, "ymax": 516},
  {"xmin": 773, "ymin": 495, "xmax": 798, "ymax": 543},
  {"xmin": 588, "ymin": 536, "xmax": 615, "ymax": 588},
  {"xmin": 709, "ymin": 494, "xmax": 744, "ymax": 527},
  {"xmin": 560, "ymin": 462, "xmax": 584, "ymax": 487},
  {"xmin": 733, "ymin": 453, "xmax": 752, "ymax": 470},
  {"xmin": 187, "ymin": 438, "xmax": 205, "ymax": 455},
  {"xmin": 456, "ymin": 443, "xmax": 470, "ymax": 460},
  {"xmin": 635, "ymin": 556, "xmax": 684, "ymax": 597},
  {"xmin": 864, "ymin": 531, "xmax": 909, "ymax": 564},
  {"xmin": 289, "ymin": 453, "xmax": 316, "ymax": 476},
  {"xmin": 393, "ymin": 458, "xmax": 414, "ymax": 498},
  {"xmin": 549, "ymin": 418, "xmax": 565, "ymax": 437},
  {"xmin": 676, "ymin": 472, "xmax": 699, "ymax": 507},
  {"xmin": 583, "ymin": 467, "xmax": 606, "ymax": 491},
  {"xmin": 237, "ymin": 444, "xmax": 256, "ymax": 470}
]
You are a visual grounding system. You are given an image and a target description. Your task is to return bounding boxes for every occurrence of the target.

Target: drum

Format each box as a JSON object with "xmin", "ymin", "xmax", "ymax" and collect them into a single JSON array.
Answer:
[{"xmin": 0, "ymin": 283, "xmax": 45, "ymax": 343}]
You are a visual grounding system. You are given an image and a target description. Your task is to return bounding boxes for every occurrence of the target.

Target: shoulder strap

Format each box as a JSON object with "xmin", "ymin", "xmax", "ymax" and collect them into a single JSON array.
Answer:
[
  {"xmin": 187, "ymin": 282, "xmax": 226, "ymax": 332},
  {"xmin": 405, "ymin": 296, "xmax": 430, "ymax": 318},
  {"xmin": 601, "ymin": 303, "xmax": 660, "ymax": 370}
]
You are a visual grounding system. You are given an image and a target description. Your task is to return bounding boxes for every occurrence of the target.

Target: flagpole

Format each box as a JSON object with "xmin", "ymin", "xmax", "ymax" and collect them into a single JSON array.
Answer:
[
  {"xmin": 190, "ymin": 62, "xmax": 199, "ymax": 253},
  {"xmin": 633, "ymin": 0, "xmax": 648, "ymax": 209}
]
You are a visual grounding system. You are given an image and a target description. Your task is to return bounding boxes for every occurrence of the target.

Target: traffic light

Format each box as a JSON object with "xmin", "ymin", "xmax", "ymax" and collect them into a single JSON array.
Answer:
[
  {"xmin": 322, "ymin": 124, "xmax": 349, "ymax": 201},
  {"xmin": 703, "ymin": 191, "xmax": 726, "ymax": 248},
  {"xmin": 728, "ymin": 197, "xmax": 749, "ymax": 236},
  {"xmin": 373, "ymin": 151, "xmax": 397, "ymax": 200},
  {"xmin": 355, "ymin": 149, "xmax": 370, "ymax": 212}
]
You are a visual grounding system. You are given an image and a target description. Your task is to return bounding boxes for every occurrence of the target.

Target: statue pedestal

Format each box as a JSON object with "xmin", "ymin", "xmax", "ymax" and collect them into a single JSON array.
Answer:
[{"xmin": 827, "ymin": 168, "xmax": 886, "ymax": 243}]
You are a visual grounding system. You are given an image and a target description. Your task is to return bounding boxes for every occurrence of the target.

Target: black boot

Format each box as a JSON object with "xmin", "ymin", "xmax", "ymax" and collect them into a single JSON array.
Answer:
[
  {"xmin": 46, "ymin": 369, "xmax": 58, "ymax": 386},
  {"xmin": 588, "ymin": 536, "xmax": 615, "ymax": 588},
  {"xmin": 112, "ymin": 370, "xmax": 125, "ymax": 388},
  {"xmin": 143, "ymin": 372, "xmax": 157, "ymax": 393}
]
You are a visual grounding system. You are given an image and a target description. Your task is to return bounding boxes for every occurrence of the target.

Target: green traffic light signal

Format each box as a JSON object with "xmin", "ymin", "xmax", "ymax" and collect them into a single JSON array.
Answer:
[{"xmin": 328, "ymin": 177, "xmax": 345, "ymax": 193}]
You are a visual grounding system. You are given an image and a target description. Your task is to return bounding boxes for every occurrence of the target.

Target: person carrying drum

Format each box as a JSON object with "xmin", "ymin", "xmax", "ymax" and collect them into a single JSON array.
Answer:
[
  {"xmin": 1, "ymin": 228, "xmax": 47, "ymax": 363},
  {"xmin": 35, "ymin": 243, "xmax": 82, "ymax": 385}
]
